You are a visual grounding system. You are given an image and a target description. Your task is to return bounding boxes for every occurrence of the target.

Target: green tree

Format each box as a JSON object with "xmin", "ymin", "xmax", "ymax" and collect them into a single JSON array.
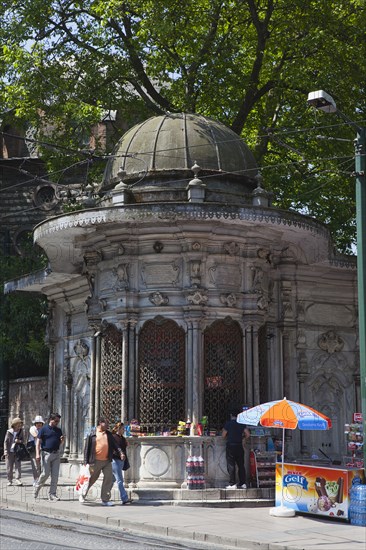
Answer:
[
  {"xmin": 1, "ymin": 0, "xmax": 365, "ymax": 251},
  {"xmin": 0, "ymin": 236, "xmax": 49, "ymax": 379}
]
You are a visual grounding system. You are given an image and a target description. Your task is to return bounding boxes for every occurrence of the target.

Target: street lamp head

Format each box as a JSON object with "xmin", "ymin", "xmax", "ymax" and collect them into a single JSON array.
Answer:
[{"xmin": 307, "ymin": 90, "xmax": 337, "ymax": 113}]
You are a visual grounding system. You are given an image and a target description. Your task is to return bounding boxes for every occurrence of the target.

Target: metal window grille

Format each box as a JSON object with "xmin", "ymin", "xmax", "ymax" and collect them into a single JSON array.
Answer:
[
  {"xmin": 203, "ymin": 319, "xmax": 243, "ymax": 430},
  {"xmin": 138, "ymin": 319, "xmax": 185, "ymax": 432},
  {"xmin": 100, "ymin": 324, "xmax": 122, "ymax": 423}
]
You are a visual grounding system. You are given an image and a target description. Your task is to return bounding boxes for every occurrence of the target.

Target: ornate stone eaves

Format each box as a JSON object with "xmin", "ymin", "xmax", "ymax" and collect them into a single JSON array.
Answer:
[{"xmin": 34, "ymin": 204, "xmax": 331, "ymax": 242}]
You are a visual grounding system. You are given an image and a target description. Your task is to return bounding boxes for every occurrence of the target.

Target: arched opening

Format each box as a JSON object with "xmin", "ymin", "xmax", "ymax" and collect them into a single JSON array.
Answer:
[
  {"xmin": 203, "ymin": 318, "xmax": 243, "ymax": 430},
  {"xmin": 100, "ymin": 324, "xmax": 122, "ymax": 423},
  {"xmin": 138, "ymin": 318, "xmax": 185, "ymax": 432}
]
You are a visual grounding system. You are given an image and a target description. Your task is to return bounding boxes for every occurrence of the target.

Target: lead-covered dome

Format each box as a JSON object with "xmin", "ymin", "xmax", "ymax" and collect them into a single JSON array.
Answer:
[{"xmin": 101, "ymin": 113, "xmax": 259, "ymax": 205}]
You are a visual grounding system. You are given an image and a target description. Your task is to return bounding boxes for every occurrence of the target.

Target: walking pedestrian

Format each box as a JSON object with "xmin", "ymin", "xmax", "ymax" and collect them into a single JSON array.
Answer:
[
  {"xmin": 111, "ymin": 422, "xmax": 131, "ymax": 504},
  {"xmin": 28, "ymin": 415, "xmax": 45, "ymax": 486},
  {"xmin": 3, "ymin": 417, "xmax": 24, "ymax": 486},
  {"xmin": 80, "ymin": 417, "xmax": 124, "ymax": 506},
  {"xmin": 222, "ymin": 411, "xmax": 250, "ymax": 489},
  {"xmin": 34, "ymin": 413, "xmax": 65, "ymax": 501}
]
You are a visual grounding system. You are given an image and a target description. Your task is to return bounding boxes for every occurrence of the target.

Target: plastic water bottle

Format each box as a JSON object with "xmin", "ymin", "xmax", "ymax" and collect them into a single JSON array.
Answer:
[{"xmin": 350, "ymin": 484, "xmax": 366, "ymax": 526}]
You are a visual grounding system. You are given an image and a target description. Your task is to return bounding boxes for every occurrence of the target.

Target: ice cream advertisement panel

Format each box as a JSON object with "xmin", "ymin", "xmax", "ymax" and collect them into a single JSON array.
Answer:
[{"xmin": 275, "ymin": 463, "xmax": 364, "ymax": 519}]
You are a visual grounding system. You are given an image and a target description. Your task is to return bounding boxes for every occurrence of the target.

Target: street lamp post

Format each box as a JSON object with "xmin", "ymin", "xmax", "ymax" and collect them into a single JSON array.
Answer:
[{"xmin": 307, "ymin": 90, "xmax": 366, "ymax": 468}]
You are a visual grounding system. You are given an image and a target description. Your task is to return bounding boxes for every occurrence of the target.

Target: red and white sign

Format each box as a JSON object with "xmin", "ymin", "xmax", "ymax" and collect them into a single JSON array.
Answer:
[{"xmin": 353, "ymin": 412, "xmax": 363, "ymax": 423}]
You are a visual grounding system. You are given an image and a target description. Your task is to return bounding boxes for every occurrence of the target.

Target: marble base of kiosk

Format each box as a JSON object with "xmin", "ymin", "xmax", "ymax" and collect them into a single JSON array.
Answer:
[{"xmin": 60, "ymin": 436, "xmax": 275, "ymax": 505}]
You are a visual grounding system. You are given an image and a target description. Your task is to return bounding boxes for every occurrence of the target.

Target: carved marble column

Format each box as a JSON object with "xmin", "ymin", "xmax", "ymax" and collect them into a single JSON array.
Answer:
[
  {"xmin": 244, "ymin": 326, "xmax": 254, "ymax": 406},
  {"xmin": 94, "ymin": 332, "xmax": 102, "ymax": 424},
  {"xmin": 120, "ymin": 321, "xmax": 129, "ymax": 422},
  {"xmin": 128, "ymin": 316, "xmax": 138, "ymax": 420},
  {"xmin": 191, "ymin": 319, "xmax": 202, "ymax": 425},
  {"xmin": 244, "ymin": 324, "xmax": 260, "ymax": 405},
  {"xmin": 63, "ymin": 365, "xmax": 73, "ymax": 458},
  {"xmin": 185, "ymin": 315, "xmax": 203, "ymax": 424},
  {"xmin": 186, "ymin": 321, "xmax": 194, "ymax": 421},
  {"xmin": 252, "ymin": 326, "xmax": 261, "ymax": 404}
]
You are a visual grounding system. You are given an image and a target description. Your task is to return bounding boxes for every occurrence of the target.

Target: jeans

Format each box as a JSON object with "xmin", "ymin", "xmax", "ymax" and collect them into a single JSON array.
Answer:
[
  {"xmin": 112, "ymin": 458, "xmax": 129, "ymax": 503},
  {"xmin": 36, "ymin": 450, "xmax": 60, "ymax": 495}
]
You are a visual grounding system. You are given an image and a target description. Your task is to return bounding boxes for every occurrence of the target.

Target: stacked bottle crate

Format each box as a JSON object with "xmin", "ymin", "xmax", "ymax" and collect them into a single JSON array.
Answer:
[{"xmin": 186, "ymin": 455, "xmax": 205, "ymax": 490}]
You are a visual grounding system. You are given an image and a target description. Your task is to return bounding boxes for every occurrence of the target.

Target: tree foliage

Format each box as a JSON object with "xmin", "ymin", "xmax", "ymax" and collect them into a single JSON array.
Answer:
[
  {"xmin": 0, "ymin": 238, "xmax": 49, "ymax": 379},
  {"xmin": 1, "ymin": 0, "xmax": 365, "ymax": 251}
]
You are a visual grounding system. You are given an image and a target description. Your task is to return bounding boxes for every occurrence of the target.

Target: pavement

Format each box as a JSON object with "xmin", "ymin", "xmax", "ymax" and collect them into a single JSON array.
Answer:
[{"xmin": 0, "ymin": 462, "xmax": 365, "ymax": 550}]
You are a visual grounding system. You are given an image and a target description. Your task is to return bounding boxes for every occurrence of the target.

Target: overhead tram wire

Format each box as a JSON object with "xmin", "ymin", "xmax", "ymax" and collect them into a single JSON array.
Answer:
[
  {"xmin": 0, "ymin": 118, "xmax": 361, "ymax": 194},
  {"xmin": 1, "ymin": 116, "xmax": 364, "ymax": 162}
]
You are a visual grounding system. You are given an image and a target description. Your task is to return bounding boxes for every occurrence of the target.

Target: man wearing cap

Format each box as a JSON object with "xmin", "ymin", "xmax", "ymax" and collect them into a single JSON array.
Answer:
[
  {"xmin": 28, "ymin": 415, "xmax": 45, "ymax": 485},
  {"xmin": 3, "ymin": 417, "xmax": 24, "ymax": 486},
  {"xmin": 34, "ymin": 413, "xmax": 64, "ymax": 501}
]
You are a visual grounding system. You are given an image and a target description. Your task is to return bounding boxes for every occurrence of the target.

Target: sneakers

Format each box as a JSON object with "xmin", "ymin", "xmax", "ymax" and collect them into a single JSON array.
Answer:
[
  {"xmin": 14, "ymin": 479, "xmax": 23, "ymax": 486},
  {"xmin": 122, "ymin": 499, "xmax": 132, "ymax": 505},
  {"xmin": 226, "ymin": 484, "xmax": 237, "ymax": 489},
  {"xmin": 79, "ymin": 494, "xmax": 86, "ymax": 503},
  {"xmin": 48, "ymin": 494, "xmax": 60, "ymax": 502},
  {"xmin": 101, "ymin": 501, "xmax": 114, "ymax": 506},
  {"xmin": 7, "ymin": 481, "xmax": 12, "ymax": 486},
  {"xmin": 238, "ymin": 484, "xmax": 247, "ymax": 489},
  {"xmin": 33, "ymin": 487, "xmax": 40, "ymax": 499}
]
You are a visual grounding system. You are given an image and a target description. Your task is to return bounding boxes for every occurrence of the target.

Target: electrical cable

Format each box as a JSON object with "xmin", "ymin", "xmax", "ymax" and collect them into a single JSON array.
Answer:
[{"xmin": 1, "ymin": 116, "xmax": 364, "ymax": 161}]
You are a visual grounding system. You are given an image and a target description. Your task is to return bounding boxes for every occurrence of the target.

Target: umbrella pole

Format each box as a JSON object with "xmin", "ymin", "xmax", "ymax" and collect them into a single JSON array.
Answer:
[
  {"xmin": 281, "ymin": 427, "xmax": 285, "ymax": 507},
  {"xmin": 269, "ymin": 427, "xmax": 295, "ymax": 517}
]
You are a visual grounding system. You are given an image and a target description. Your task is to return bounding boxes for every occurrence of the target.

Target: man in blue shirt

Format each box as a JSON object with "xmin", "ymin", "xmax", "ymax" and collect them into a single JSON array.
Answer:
[
  {"xmin": 222, "ymin": 411, "xmax": 250, "ymax": 489},
  {"xmin": 34, "ymin": 413, "xmax": 64, "ymax": 501}
]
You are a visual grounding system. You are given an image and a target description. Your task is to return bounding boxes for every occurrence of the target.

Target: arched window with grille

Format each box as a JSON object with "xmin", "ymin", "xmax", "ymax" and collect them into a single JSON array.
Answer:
[
  {"xmin": 100, "ymin": 324, "xmax": 122, "ymax": 423},
  {"xmin": 203, "ymin": 318, "xmax": 243, "ymax": 430},
  {"xmin": 138, "ymin": 318, "xmax": 185, "ymax": 432}
]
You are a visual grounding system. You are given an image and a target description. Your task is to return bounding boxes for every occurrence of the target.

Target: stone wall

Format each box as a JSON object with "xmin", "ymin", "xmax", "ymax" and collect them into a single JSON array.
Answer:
[{"xmin": 8, "ymin": 377, "xmax": 48, "ymax": 431}]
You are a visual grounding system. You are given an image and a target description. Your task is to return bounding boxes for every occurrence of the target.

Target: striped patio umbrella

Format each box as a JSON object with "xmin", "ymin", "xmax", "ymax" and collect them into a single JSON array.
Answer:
[{"xmin": 237, "ymin": 397, "xmax": 332, "ymax": 516}]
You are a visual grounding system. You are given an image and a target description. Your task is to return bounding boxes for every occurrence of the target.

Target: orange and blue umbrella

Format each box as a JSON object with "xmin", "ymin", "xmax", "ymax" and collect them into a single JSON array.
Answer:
[
  {"xmin": 237, "ymin": 397, "xmax": 332, "ymax": 431},
  {"xmin": 237, "ymin": 398, "xmax": 332, "ymax": 515}
]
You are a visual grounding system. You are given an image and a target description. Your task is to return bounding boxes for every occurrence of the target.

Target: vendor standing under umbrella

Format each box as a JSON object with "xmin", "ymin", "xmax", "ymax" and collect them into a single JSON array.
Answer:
[{"xmin": 222, "ymin": 411, "xmax": 250, "ymax": 489}]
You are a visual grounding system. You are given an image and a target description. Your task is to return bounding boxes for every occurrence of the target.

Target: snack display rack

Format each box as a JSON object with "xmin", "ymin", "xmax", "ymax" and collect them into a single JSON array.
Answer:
[
  {"xmin": 344, "ymin": 421, "xmax": 364, "ymax": 469},
  {"xmin": 250, "ymin": 451, "xmax": 276, "ymax": 488},
  {"xmin": 247, "ymin": 427, "xmax": 277, "ymax": 488}
]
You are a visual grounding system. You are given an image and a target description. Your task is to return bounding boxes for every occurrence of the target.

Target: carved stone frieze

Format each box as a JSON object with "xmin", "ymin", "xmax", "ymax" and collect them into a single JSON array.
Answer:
[
  {"xmin": 220, "ymin": 293, "xmax": 237, "ymax": 307},
  {"xmin": 187, "ymin": 291, "xmax": 208, "ymax": 305},
  {"xmin": 149, "ymin": 291, "xmax": 169, "ymax": 306},
  {"xmin": 208, "ymin": 264, "xmax": 241, "ymax": 289},
  {"xmin": 318, "ymin": 330, "xmax": 344, "ymax": 353},
  {"xmin": 141, "ymin": 261, "xmax": 180, "ymax": 288},
  {"xmin": 192, "ymin": 242, "xmax": 201, "ymax": 251},
  {"xmin": 153, "ymin": 241, "xmax": 164, "ymax": 253},
  {"xmin": 224, "ymin": 241, "xmax": 240, "ymax": 256},
  {"xmin": 257, "ymin": 248, "xmax": 272, "ymax": 263},
  {"xmin": 73, "ymin": 339, "xmax": 89, "ymax": 359},
  {"xmin": 113, "ymin": 263, "xmax": 129, "ymax": 290},
  {"xmin": 250, "ymin": 266, "xmax": 264, "ymax": 293},
  {"xmin": 190, "ymin": 260, "xmax": 201, "ymax": 286},
  {"xmin": 257, "ymin": 295, "xmax": 269, "ymax": 311}
]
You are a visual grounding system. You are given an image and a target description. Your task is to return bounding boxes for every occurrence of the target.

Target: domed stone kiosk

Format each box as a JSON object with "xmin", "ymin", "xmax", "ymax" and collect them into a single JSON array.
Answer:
[{"xmin": 6, "ymin": 113, "xmax": 359, "ymax": 491}]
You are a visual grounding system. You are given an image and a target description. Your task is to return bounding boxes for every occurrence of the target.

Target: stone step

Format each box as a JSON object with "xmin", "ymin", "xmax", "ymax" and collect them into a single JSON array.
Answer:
[
  {"xmin": 129, "ymin": 498, "xmax": 274, "ymax": 508},
  {"xmin": 128, "ymin": 487, "xmax": 274, "ymax": 501}
]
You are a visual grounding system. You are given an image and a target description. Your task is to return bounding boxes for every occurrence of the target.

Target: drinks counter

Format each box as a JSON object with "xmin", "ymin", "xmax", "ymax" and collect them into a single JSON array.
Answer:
[{"xmin": 275, "ymin": 462, "xmax": 365, "ymax": 520}]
